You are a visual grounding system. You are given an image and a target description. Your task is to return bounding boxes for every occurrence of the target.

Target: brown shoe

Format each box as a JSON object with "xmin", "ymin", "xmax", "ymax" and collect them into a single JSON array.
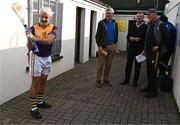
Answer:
[
  {"xmin": 96, "ymin": 80, "xmax": 102, "ymax": 88},
  {"xmin": 104, "ymin": 80, "xmax": 113, "ymax": 87}
]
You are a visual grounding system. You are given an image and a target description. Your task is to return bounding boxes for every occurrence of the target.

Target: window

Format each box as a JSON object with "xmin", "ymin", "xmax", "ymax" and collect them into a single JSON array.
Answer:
[{"xmin": 31, "ymin": 0, "xmax": 63, "ymax": 62}]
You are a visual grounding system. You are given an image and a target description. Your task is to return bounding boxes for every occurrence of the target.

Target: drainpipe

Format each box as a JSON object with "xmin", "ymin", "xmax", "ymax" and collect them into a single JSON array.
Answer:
[
  {"xmin": 156, "ymin": 0, "xmax": 159, "ymax": 9},
  {"xmin": 27, "ymin": 0, "xmax": 33, "ymax": 27}
]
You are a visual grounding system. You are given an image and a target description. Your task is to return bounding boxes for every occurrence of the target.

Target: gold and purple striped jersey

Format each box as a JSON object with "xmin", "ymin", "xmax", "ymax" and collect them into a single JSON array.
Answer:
[{"xmin": 30, "ymin": 23, "xmax": 58, "ymax": 57}]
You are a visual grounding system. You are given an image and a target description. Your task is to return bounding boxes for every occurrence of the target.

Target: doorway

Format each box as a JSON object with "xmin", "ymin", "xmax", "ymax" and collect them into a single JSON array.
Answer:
[
  {"xmin": 75, "ymin": 7, "xmax": 85, "ymax": 63},
  {"xmin": 89, "ymin": 10, "xmax": 97, "ymax": 58},
  {"xmin": 75, "ymin": 7, "xmax": 82, "ymax": 62},
  {"xmin": 127, "ymin": 20, "xmax": 136, "ymax": 50}
]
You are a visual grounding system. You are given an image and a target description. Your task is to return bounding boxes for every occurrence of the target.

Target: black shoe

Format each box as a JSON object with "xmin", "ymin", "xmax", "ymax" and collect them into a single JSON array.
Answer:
[
  {"xmin": 132, "ymin": 82, "xmax": 137, "ymax": 87},
  {"xmin": 120, "ymin": 81, "xmax": 129, "ymax": 85},
  {"xmin": 140, "ymin": 87, "xmax": 150, "ymax": 92},
  {"xmin": 104, "ymin": 80, "xmax": 113, "ymax": 87},
  {"xmin": 144, "ymin": 92, "xmax": 158, "ymax": 98},
  {"xmin": 96, "ymin": 80, "xmax": 102, "ymax": 88},
  {"xmin": 30, "ymin": 109, "xmax": 42, "ymax": 119},
  {"xmin": 37, "ymin": 102, "xmax": 51, "ymax": 108}
]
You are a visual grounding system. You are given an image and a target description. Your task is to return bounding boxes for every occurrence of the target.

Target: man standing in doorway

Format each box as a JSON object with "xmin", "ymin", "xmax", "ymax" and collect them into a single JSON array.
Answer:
[
  {"xmin": 27, "ymin": 7, "xmax": 57, "ymax": 119},
  {"xmin": 120, "ymin": 12, "xmax": 147, "ymax": 87},
  {"xmin": 141, "ymin": 8, "xmax": 168, "ymax": 98},
  {"xmin": 95, "ymin": 7, "xmax": 118, "ymax": 88}
]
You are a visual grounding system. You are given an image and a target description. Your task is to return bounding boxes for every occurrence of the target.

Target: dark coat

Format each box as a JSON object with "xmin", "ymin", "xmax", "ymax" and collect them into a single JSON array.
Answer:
[{"xmin": 95, "ymin": 19, "xmax": 118, "ymax": 48}]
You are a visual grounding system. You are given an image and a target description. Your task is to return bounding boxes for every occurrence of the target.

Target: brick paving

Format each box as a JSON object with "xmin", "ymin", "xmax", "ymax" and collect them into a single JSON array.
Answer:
[{"xmin": 0, "ymin": 53, "xmax": 180, "ymax": 124}]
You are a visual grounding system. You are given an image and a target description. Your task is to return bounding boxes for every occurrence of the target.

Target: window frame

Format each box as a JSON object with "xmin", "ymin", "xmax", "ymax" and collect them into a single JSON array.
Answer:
[{"xmin": 30, "ymin": 0, "xmax": 63, "ymax": 62}]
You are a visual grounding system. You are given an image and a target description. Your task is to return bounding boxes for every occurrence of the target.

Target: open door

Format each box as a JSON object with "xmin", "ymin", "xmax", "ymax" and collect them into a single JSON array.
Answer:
[{"xmin": 89, "ymin": 10, "xmax": 97, "ymax": 58}]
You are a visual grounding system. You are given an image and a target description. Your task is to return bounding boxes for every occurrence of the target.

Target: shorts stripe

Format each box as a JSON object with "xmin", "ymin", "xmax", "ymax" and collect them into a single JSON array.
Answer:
[{"xmin": 30, "ymin": 52, "xmax": 35, "ymax": 76}]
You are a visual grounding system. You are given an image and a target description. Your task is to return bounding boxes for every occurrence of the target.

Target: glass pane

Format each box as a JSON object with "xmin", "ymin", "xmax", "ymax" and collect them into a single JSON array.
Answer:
[
  {"xmin": 50, "ymin": 1, "xmax": 56, "ymax": 13},
  {"xmin": 33, "ymin": 12, "xmax": 39, "ymax": 24},
  {"xmin": 50, "ymin": 16, "xmax": 56, "ymax": 24},
  {"xmin": 43, "ymin": 0, "xmax": 49, "ymax": 7},
  {"xmin": 50, "ymin": 1, "xmax": 56, "ymax": 24},
  {"xmin": 39, "ymin": 0, "xmax": 42, "ymax": 9},
  {"xmin": 51, "ymin": 2, "xmax": 63, "ymax": 57},
  {"xmin": 33, "ymin": 0, "xmax": 38, "ymax": 10}
]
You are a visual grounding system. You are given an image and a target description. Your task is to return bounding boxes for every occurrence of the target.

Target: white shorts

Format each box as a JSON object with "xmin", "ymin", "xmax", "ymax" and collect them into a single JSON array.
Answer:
[{"xmin": 29, "ymin": 51, "xmax": 52, "ymax": 77}]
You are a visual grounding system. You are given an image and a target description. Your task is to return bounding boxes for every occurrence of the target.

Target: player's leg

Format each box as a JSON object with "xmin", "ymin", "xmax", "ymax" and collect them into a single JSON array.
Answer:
[
  {"xmin": 37, "ymin": 56, "xmax": 52, "ymax": 108},
  {"xmin": 29, "ymin": 52, "xmax": 42, "ymax": 119}
]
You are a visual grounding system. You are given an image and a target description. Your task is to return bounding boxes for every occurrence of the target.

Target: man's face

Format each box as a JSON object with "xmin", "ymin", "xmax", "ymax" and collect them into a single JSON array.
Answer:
[
  {"xmin": 39, "ymin": 12, "xmax": 50, "ymax": 27},
  {"xmin": 136, "ymin": 13, "xmax": 144, "ymax": 23},
  {"xmin": 147, "ymin": 13, "xmax": 157, "ymax": 22},
  {"xmin": 106, "ymin": 11, "xmax": 113, "ymax": 20}
]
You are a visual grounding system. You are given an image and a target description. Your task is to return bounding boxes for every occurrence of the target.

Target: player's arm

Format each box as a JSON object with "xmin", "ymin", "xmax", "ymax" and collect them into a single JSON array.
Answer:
[
  {"xmin": 27, "ymin": 25, "xmax": 57, "ymax": 45},
  {"xmin": 26, "ymin": 26, "xmax": 35, "ymax": 50},
  {"xmin": 35, "ymin": 31, "xmax": 56, "ymax": 45},
  {"xmin": 26, "ymin": 29, "xmax": 34, "ymax": 50},
  {"xmin": 26, "ymin": 39, "xmax": 34, "ymax": 50},
  {"xmin": 36, "ymin": 25, "xmax": 57, "ymax": 45}
]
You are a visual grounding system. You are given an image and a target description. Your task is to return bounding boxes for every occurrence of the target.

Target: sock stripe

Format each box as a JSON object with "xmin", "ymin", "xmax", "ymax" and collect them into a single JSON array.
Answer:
[
  {"xmin": 37, "ymin": 97, "xmax": 43, "ymax": 98},
  {"xmin": 37, "ymin": 94, "xmax": 43, "ymax": 103},
  {"xmin": 31, "ymin": 102, "xmax": 37, "ymax": 104},
  {"xmin": 30, "ymin": 97, "xmax": 37, "ymax": 109},
  {"xmin": 31, "ymin": 99, "xmax": 37, "ymax": 101}
]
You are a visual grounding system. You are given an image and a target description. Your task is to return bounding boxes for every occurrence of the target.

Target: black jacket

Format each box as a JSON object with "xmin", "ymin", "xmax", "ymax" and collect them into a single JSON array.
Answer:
[
  {"xmin": 95, "ymin": 19, "xmax": 118, "ymax": 48},
  {"xmin": 127, "ymin": 22, "xmax": 147, "ymax": 52}
]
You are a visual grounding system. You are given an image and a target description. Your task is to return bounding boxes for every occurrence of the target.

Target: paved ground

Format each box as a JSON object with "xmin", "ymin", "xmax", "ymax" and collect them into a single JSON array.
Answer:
[{"xmin": 0, "ymin": 53, "xmax": 180, "ymax": 124}]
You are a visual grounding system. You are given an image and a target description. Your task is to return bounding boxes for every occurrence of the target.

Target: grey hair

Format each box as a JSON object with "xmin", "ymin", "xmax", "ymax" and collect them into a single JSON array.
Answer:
[
  {"xmin": 106, "ymin": 7, "xmax": 114, "ymax": 14},
  {"xmin": 137, "ymin": 11, "xmax": 144, "ymax": 15},
  {"xmin": 39, "ymin": 7, "xmax": 54, "ymax": 17}
]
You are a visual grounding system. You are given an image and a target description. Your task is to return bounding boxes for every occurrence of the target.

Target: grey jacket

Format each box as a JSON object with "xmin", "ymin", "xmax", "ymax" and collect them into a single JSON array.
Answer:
[
  {"xmin": 95, "ymin": 19, "xmax": 118, "ymax": 48},
  {"xmin": 145, "ymin": 19, "xmax": 169, "ymax": 55}
]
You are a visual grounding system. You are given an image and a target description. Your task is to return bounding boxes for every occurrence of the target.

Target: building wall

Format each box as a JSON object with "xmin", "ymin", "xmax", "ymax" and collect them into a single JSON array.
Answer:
[
  {"xmin": 164, "ymin": 0, "xmax": 180, "ymax": 112},
  {"xmin": 0, "ymin": 0, "xmax": 30, "ymax": 104},
  {"xmin": 0, "ymin": 0, "xmax": 106, "ymax": 105},
  {"xmin": 114, "ymin": 15, "xmax": 134, "ymax": 51}
]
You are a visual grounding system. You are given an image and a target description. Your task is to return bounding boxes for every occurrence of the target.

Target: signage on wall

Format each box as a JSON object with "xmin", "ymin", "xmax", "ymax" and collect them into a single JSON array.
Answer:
[{"xmin": 118, "ymin": 19, "xmax": 126, "ymax": 32}]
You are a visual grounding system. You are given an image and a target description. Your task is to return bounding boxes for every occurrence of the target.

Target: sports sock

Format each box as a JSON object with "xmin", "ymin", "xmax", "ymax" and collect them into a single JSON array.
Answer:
[
  {"xmin": 37, "ymin": 94, "xmax": 43, "ymax": 104},
  {"xmin": 30, "ymin": 97, "xmax": 37, "ymax": 111}
]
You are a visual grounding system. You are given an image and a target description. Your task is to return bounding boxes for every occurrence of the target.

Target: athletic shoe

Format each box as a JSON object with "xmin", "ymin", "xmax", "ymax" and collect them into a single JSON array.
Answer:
[
  {"xmin": 30, "ymin": 109, "xmax": 42, "ymax": 119},
  {"xmin": 37, "ymin": 102, "xmax": 51, "ymax": 108}
]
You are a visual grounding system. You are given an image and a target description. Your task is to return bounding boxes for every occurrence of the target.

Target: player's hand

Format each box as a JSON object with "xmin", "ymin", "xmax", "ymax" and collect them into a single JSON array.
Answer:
[
  {"xmin": 153, "ymin": 46, "xmax": 159, "ymax": 52},
  {"xmin": 27, "ymin": 33, "xmax": 37, "ymax": 41}
]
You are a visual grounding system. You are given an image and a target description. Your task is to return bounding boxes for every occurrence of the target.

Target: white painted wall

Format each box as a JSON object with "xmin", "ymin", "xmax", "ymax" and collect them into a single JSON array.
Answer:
[
  {"xmin": 114, "ymin": 15, "xmax": 135, "ymax": 51},
  {"xmin": 0, "ymin": 0, "xmax": 30, "ymax": 104},
  {"xmin": 0, "ymin": 0, "xmax": 106, "ymax": 105},
  {"xmin": 164, "ymin": 0, "xmax": 180, "ymax": 112}
]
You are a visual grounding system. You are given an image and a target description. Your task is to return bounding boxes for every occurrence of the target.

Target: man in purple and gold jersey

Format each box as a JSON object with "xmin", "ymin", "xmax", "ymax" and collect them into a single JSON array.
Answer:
[{"xmin": 26, "ymin": 7, "xmax": 57, "ymax": 119}]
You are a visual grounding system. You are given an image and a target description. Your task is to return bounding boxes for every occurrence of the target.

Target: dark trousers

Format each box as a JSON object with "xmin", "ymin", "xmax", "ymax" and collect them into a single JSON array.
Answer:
[
  {"xmin": 125, "ymin": 55, "xmax": 141, "ymax": 83},
  {"xmin": 159, "ymin": 52, "xmax": 172, "ymax": 75},
  {"xmin": 146, "ymin": 54, "xmax": 158, "ymax": 93}
]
